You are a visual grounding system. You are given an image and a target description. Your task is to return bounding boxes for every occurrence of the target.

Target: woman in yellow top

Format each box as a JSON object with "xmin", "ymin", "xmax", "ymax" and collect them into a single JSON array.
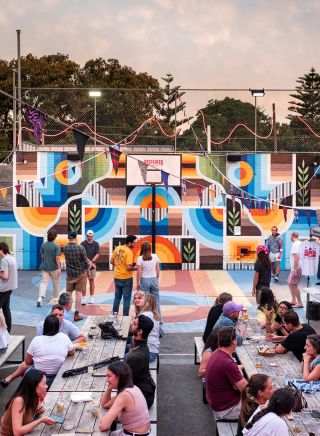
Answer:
[{"xmin": 257, "ymin": 288, "xmax": 278, "ymax": 330}]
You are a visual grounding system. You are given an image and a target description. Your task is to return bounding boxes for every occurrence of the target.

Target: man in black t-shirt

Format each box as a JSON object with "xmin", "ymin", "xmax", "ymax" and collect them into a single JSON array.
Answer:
[
  {"xmin": 274, "ymin": 311, "xmax": 316, "ymax": 361},
  {"xmin": 80, "ymin": 230, "xmax": 100, "ymax": 304}
]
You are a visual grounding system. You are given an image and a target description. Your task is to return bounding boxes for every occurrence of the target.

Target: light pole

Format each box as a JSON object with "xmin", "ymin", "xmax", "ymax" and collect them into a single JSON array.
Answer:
[
  {"xmin": 250, "ymin": 89, "xmax": 265, "ymax": 153},
  {"xmin": 89, "ymin": 90, "xmax": 101, "ymax": 153}
]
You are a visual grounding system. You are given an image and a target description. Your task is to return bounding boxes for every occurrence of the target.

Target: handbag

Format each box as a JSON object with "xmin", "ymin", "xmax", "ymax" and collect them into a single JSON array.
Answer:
[
  {"xmin": 286, "ymin": 380, "xmax": 308, "ymax": 412},
  {"xmin": 98, "ymin": 321, "xmax": 127, "ymax": 341}
]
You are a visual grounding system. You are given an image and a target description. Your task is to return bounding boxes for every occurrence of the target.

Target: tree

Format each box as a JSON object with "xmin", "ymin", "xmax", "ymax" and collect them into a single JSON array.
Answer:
[
  {"xmin": 288, "ymin": 67, "xmax": 320, "ymax": 122},
  {"xmin": 178, "ymin": 97, "xmax": 272, "ymax": 151}
]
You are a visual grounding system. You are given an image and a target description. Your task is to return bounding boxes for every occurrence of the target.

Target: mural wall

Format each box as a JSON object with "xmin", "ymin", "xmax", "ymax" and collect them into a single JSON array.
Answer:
[{"xmin": 0, "ymin": 151, "xmax": 319, "ymax": 270}]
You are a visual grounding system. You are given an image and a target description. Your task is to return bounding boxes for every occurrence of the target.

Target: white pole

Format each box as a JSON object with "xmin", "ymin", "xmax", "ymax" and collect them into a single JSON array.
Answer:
[
  {"xmin": 254, "ymin": 96, "xmax": 257, "ymax": 154},
  {"xmin": 13, "ymin": 69, "xmax": 17, "ymax": 151},
  {"xmin": 17, "ymin": 30, "xmax": 22, "ymax": 149},
  {"xmin": 94, "ymin": 97, "xmax": 97, "ymax": 152},
  {"xmin": 207, "ymin": 125, "xmax": 211, "ymax": 154}
]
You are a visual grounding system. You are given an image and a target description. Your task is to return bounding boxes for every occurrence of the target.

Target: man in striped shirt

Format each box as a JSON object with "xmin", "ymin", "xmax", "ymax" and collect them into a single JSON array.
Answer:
[{"xmin": 265, "ymin": 226, "xmax": 283, "ymax": 282}]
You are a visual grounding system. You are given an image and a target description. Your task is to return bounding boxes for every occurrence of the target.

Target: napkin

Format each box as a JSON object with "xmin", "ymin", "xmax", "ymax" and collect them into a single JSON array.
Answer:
[{"xmin": 70, "ymin": 392, "xmax": 93, "ymax": 403}]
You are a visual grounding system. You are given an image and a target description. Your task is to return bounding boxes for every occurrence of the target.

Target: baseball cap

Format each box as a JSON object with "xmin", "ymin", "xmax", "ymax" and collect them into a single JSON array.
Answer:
[
  {"xmin": 86, "ymin": 230, "xmax": 94, "ymax": 236},
  {"xmin": 68, "ymin": 231, "xmax": 77, "ymax": 239},
  {"xmin": 223, "ymin": 301, "xmax": 243, "ymax": 316},
  {"xmin": 256, "ymin": 245, "xmax": 269, "ymax": 255}
]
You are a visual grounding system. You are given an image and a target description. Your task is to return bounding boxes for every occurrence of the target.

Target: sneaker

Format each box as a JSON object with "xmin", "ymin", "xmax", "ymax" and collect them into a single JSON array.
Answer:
[
  {"xmin": 88, "ymin": 296, "xmax": 94, "ymax": 304},
  {"xmin": 274, "ymin": 275, "xmax": 279, "ymax": 282},
  {"xmin": 74, "ymin": 313, "xmax": 84, "ymax": 322},
  {"xmin": 81, "ymin": 298, "xmax": 87, "ymax": 305},
  {"xmin": 37, "ymin": 297, "xmax": 43, "ymax": 307}
]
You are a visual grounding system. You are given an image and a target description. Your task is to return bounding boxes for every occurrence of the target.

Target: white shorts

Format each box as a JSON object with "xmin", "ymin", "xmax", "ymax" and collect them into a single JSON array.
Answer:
[{"xmin": 269, "ymin": 252, "xmax": 280, "ymax": 262}]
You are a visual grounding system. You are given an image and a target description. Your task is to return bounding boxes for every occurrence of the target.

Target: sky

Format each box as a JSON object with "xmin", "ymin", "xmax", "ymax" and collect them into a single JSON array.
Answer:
[{"xmin": 1, "ymin": 0, "xmax": 320, "ymax": 123}]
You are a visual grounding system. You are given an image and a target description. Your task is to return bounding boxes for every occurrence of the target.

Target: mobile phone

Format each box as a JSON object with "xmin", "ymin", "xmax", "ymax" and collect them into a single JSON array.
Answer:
[
  {"xmin": 311, "ymin": 410, "xmax": 320, "ymax": 419},
  {"xmin": 50, "ymin": 414, "xmax": 65, "ymax": 424}
]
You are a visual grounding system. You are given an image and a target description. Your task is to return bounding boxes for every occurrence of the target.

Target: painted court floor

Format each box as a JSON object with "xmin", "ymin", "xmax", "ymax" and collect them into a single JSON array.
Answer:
[{"xmin": 11, "ymin": 269, "xmax": 311, "ymax": 332}]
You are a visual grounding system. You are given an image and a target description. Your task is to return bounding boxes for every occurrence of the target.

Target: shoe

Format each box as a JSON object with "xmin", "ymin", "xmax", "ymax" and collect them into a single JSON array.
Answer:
[
  {"xmin": 88, "ymin": 296, "xmax": 94, "ymax": 304},
  {"xmin": 37, "ymin": 297, "xmax": 43, "ymax": 307},
  {"xmin": 292, "ymin": 304, "xmax": 304, "ymax": 308},
  {"xmin": 81, "ymin": 298, "xmax": 87, "ymax": 305},
  {"xmin": 274, "ymin": 276, "xmax": 279, "ymax": 282},
  {"xmin": 74, "ymin": 314, "xmax": 84, "ymax": 322},
  {"xmin": 316, "ymin": 281, "xmax": 320, "ymax": 285},
  {"xmin": 0, "ymin": 378, "xmax": 9, "ymax": 388}
]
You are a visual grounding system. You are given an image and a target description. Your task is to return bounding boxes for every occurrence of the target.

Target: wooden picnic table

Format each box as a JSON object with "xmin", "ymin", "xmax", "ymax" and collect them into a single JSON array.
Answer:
[
  {"xmin": 50, "ymin": 316, "xmax": 131, "ymax": 393},
  {"xmin": 236, "ymin": 318, "xmax": 320, "ymax": 435}
]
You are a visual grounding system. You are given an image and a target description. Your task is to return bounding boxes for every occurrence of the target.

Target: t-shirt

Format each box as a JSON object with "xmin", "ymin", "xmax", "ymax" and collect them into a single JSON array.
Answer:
[
  {"xmin": 282, "ymin": 324, "xmax": 316, "ymax": 361},
  {"xmin": 80, "ymin": 240, "xmax": 100, "ymax": 261},
  {"xmin": 254, "ymin": 260, "xmax": 271, "ymax": 289},
  {"xmin": 141, "ymin": 311, "xmax": 160, "ymax": 354},
  {"xmin": 27, "ymin": 332, "xmax": 73, "ymax": 375},
  {"xmin": 299, "ymin": 240, "xmax": 320, "ymax": 276},
  {"xmin": 257, "ymin": 306, "xmax": 277, "ymax": 324},
  {"xmin": 0, "ymin": 255, "xmax": 18, "ymax": 292},
  {"xmin": 111, "ymin": 245, "xmax": 133, "ymax": 279},
  {"xmin": 36, "ymin": 318, "xmax": 80, "ymax": 341},
  {"xmin": 205, "ymin": 348, "xmax": 243, "ymax": 411},
  {"xmin": 40, "ymin": 241, "xmax": 61, "ymax": 271},
  {"xmin": 290, "ymin": 240, "xmax": 302, "ymax": 271},
  {"xmin": 137, "ymin": 254, "xmax": 159, "ymax": 279},
  {"xmin": 242, "ymin": 411, "xmax": 289, "ymax": 436}
]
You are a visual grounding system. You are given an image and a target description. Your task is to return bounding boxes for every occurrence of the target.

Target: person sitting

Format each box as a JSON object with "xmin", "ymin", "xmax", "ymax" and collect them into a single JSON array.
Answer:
[
  {"xmin": 272, "ymin": 311, "xmax": 316, "ymax": 361},
  {"xmin": 242, "ymin": 388, "xmax": 294, "ymax": 436},
  {"xmin": 302, "ymin": 334, "xmax": 320, "ymax": 381},
  {"xmin": 268, "ymin": 300, "xmax": 292, "ymax": 340},
  {"xmin": 139, "ymin": 293, "xmax": 160, "ymax": 363},
  {"xmin": 257, "ymin": 288, "xmax": 278, "ymax": 330},
  {"xmin": 252, "ymin": 245, "xmax": 271, "ymax": 304},
  {"xmin": 0, "ymin": 314, "xmax": 75, "ymax": 388},
  {"xmin": 0, "ymin": 311, "xmax": 9, "ymax": 355},
  {"xmin": 198, "ymin": 330, "xmax": 219, "ymax": 379},
  {"xmin": 99, "ymin": 360, "xmax": 151, "ymax": 435},
  {"xmin": 124, "ymin": 315, "xmax": 156, "ymax": 409},
  {"xmin": 202, "ymin": 292, "xmax": 232, "ymax": 343},
  {"xmin": 213, "ymin": 301, "xmax": 245, "ymax": 346},
  {"xmin": 133, "ymin": 290, "xmax": 145, "ymax": 317},
  {"xmin": 205, "ymin": 327, "xmax": 247, "ymax": 420},
  {"xmin": 0, "ymin": 369, "xmax": 55, "ymax": 435},
  {"xmin": 237, "ymin": 374, "xmax": 274, "ymax": 436},
  {"xmin": 58, "ymin": 292, "xmax": 74, "ymax": 322},
  {"xmin": 37, "ymin": 304, "xmax": 85, "ymax": 343}
]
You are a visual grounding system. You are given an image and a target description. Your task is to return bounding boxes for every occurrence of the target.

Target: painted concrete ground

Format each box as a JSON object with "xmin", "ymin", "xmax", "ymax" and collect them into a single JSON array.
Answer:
[{"xmin": 11, "ymin": 269, "xmax": 312, "ymax": 332}]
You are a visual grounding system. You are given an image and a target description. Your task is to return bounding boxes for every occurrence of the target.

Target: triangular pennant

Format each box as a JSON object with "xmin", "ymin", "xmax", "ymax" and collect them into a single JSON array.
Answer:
[
  {"xmin": 305, "ymin": 210, "xmax": 312, "ymax": 227},
  {"xmin": 24, "ymin": 106, "xmax": 45, "ymax": 145},
  {"xmin": 0, "ymin": 188, "xmax": 7, "ymax": 201},
  {"xmin": 181, "ymin": 180, "xmax": 187, "ymax": 198},
  {"xmin": 40, "ymin": 177, "xmax": 46, "ymax": 186},
  {"xmin": 15, "ymin": 184, "xmax": 21, "ymax": 194},
  {"xmin": 109, "ymin": 147, "xmax": 122, "ymax": 175},
  {"xmin": 28, "ymin": 180, "xmax": 34, "ymax": 188},
  {"xmin": 71, "ymin": 166, "xmax": 76, "ymax": 175},
  {"xmin": 62, "ymin": 169, "xmax": 68, "ymax": 178},
  {"xmin": 221, "ymin": 192, "xmax": 226, "ymax": 206},
  {"xmin": 209, "ymin": 188, "xmax": 215, "ymax": 203},
  {"xmin": 73, "ymin": 129, "xmax": 90, "ymax": 161},
  {"xmin": 196, "ymin": 185, "xmax": 203, "ymax": 206},
  {"xmin": 294, "ymin": 209, "xmax": 299, "ymax": 223},
  {"xmin": 80, "ymin": 162, "xmax": 84, "ymax": 170},
  {"xmin": 138, "ymin": 161, "xmax": 148, "ymax": 185},
  {"xmin": 161, "ymin": 170, "xmax": 169, "ymax": 192},
  {"xmin": 104, "ymin": 149, "xmax": 108, "ymax": 158},
  {"xmin": 283, "ymin": 206, "xmax": 288, "ymax": 222}
]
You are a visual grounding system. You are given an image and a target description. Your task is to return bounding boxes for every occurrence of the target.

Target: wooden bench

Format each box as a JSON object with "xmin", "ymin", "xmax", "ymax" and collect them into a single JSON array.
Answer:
[
  {"xmin": 0, "ymin": 335, "xmax": 25, "ymax": 367},
  {"xmin": 194, "ymin": 336, "xmax": 204, "ymax": 365},
  {"xmin": 216, "ymin": 421, "xmax": 238, "ymax": 435}
]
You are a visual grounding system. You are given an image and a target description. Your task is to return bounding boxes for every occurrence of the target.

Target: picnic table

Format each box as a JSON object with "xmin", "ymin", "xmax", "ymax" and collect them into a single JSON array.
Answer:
[
  {"xmin": 236, "ymin": 318, "xmax": 320, "ymax": 435},
  {"xmin": 304, "ymin": 286, "xmax": 320, "ymax": 324}
]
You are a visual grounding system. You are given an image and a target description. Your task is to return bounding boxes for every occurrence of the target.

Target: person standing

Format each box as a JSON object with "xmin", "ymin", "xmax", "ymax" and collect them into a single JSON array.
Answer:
[
  {"xmin": 288, "ymin": 231, "xmax": 303, "ymax": 308},
  {"xmin": 37, "ymin": 229, "xmax": 61, "ymax": 307},
  {"xmin": 80, "ymin": 230, "xmax": 100, "ymax": 304},
  {"xmin": 265, "ymin": 226, "xmax": 283, "ymax": 281},
  {"xmin": 0, "ymin": 242, "xmax": 18, "ymax": 333},
  {"xmin": 62, "ymin": 231, "xmax": 89, "ymax": 322},
  {"xmin": 252, "ymin": 245, "xmax": 271, "ymax": 304},
  {"xmin": 111, "ymin": 235, "xmax": 137, "ymax": 317}
]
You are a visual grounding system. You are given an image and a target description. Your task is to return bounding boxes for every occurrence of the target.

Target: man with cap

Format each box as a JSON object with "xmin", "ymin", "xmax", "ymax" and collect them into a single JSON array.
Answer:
[
  {"xmin": 80, "ymin": 230, "xmax": 100, "ymax": 304},
  {"xmin": 62, "ymin": 231, "xmax": 89, "ymax": 321},
  {"xmin": 212, "ymin": 301, "xmax": 245, "ymax": 346}
]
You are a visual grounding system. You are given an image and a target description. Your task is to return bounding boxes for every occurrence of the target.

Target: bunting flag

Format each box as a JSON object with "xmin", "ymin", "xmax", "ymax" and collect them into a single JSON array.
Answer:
[
  {"xmin": 231, "ymin": 195, "xmax": 235, "ymax": 209},
  {"xmin": 62, "ymin": 169, "xmax": 68, "ymax": 178},
  {"xmin": 73, "ymin": 129, "xmax": 90, "ymax": 161},
  {"xmin": 0, "ymin": 188, "xmax": 7, "ymax": 201},
  {"xmin": 138, "ymin": 161, "xmax": 148, "ymax": 185},
  {"xmin": 181, "ymin": 180, "xmax": 187, "ymax": 199},
  {"xmin": 221, "ymin": 193, "xmax": 226, "ymax": 206},
  {"xmin": 209, "ymin": 188, "xmax": 215, "ymax": 204},
  {"xmin": 24, "ymin": 106, "xmax": 45, "ymax": 145},
  {"xmin": 15, "ymin": 184, "xmax": 21, "ymax": 194},
  {"xmin": 283, "ymin": 206, "xmax": 288, "ymax": 222},
  {"xmin": 161, "ymin": 170, "xmax": 169, "ymax": 192},
  {"xmin": 71, "ymin": 166, "xmax": 76, "ymax": 175},
  {"xmin": 109, "ymin": 147, "xmax": 122, "ymax": 175},
  {"xmin": 294, "ymin": 209, "xmax": 299, "ymax": 223},
  {"xmin": 28, "ymin": 180, "xmax": 34, "ymax": 188},
  {"xmin": 104, "ymin": 149, "xmax": 108, "ymax": 158},
  {"xmin": 80, "ymin": 162, "xmax": 84, "ymax": 170},
  {"xmin": 196, "ymin": 185, "xmax": 203, "ymax": 206},
  {"xmin": 40, "ymin": 177, "xmax": 46, "ymax": 186},
  {"xmin": 305, "ymin": 210, "xmax": 312, "ymax": 227}
]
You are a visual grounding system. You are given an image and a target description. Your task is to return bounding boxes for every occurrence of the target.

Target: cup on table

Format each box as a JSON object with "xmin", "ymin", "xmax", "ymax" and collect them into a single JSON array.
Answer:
[
  {"xmin": 90, "ymin": 400, "xmax": 100, "ymax": 418},
  {"xmin": 255, "ymin": 356, "xmax": 263, "ymax": 368},
  {"xmin": 56, "ymin": 400, "xmax": 64, "ymax": 414}
]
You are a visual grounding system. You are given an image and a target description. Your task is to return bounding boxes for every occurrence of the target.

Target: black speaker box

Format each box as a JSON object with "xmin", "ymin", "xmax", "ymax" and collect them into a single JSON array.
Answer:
[{"xmin": 227, "ymin": 154, "xmax": 241, "ymax": 162}]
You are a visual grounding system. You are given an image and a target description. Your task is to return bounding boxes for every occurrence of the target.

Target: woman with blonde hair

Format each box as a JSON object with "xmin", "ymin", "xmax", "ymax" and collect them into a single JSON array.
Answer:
[
  {"xmin": 138, "ymin": 293, "xmax": 160, "ymax": 362},
  {"xmin": 202, "ymin": 292, "xmax": 233, "ymax": 342},
  {"xmin": 136, "ymin": 241, "xmax": 161, "ymax": 317},
  {"xmin": 132, "ymin": 290, "xmax": 145, "ymax": 317}
]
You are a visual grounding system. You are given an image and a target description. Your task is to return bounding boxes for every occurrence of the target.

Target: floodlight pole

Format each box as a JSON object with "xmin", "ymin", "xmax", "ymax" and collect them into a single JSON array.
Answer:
[
  {"xmin": 254, "ymin": 96, "xmax": 257, "ymax": 154},
  {"xmin": 94, "ymin": 96, "xmax": 97, "ymax": 153},
  {"xmin": 13, "ymin": 69, "xmax": 17, "ymax": 151},
  {"xmin": 151, "ymin": 183, "xmax": 156, "ymax": 253},
  {"xmin": 17, "ymin": 29, "xmax": 21, "ymax": 149}
]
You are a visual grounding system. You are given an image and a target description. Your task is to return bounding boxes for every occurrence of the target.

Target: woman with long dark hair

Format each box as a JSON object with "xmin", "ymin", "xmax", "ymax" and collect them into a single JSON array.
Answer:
[
  {"xmin": 99, "ymin": 361, "xmax": 151, "ymax": 435},
  {"xmin": 257, "ymin": 288, "xmax": 278, "ymax": 330},
  {"xmin": 302, "ymin": 334, "xmax": 320, "ymax": 381},
  {"xmin": 202, "ymin": 292, "xmax": 233, "ymax": 342},
  {"xmin": 0, "ymin": 368, "xmax": 55, "ymax": 435},
  {"xmin": 237, "ymin": 374, "xmax": 274, "ymax": 435},
  {"xmin": 198, "ymin": 331, "xmax": 219, "ymax": 378},
  {"xmin": 242, "ymin": 388, "xmax": 294, "ymax": 435},
  {"xmin": 252, "ymin": 246, "xmax": 271, "ymax": 304}
]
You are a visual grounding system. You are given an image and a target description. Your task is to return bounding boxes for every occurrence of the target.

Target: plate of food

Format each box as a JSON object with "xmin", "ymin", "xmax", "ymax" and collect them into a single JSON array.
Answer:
[{"xmin": 257, "ymin": 346, "xmax": 275, "ymax": 356}]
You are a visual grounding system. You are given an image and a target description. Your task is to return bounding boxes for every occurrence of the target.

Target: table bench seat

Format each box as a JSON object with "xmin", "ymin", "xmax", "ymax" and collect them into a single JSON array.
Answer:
[{"xmin": 0, "ymin": 335, "xmax": 25, "ymax": 368}]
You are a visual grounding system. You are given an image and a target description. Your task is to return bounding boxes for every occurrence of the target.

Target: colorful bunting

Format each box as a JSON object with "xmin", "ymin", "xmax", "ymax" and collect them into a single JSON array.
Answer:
[
  {"xmin": 73, "ymin": 129, "xmax": 90, "ymax": 161},
  {"xmin": 294, "ymin": 209, "xmax": 299, "ymax": 223},
  {"xmin": 104, "ymin": 149, "xmax": 108, "ymax": 158},
  {"xmin": 221, "ymin": 193, "xmax": 226, "ymax": 206},
  {"xmin": 109, "ymin": 147, "xmax": 122, "ymax": 175},
  {"xmin": 196, "ymin": 185, "xmax": 203, "ymax": 206},
  {"xmin": 305, "ymin": 210, "xmax": 312, "ymax": 227},
  {"xmin": 28, "ymin": 180, "xmax": 34, "ymax": 188},
  {"xmin": 161, "ymin": 170, "xmax": 169, "ymax": 192},
  {"xmin": 71, "ymin": 166, "xmax": 76, "ymax": 175},
  {"xmin": 24, "ymin": 106, "xmax": 45, "ymax": 145},
  {"xmin": 0, "ymin": 188, "xmax": 7, "ymax": 201},
  {"xmin": 209, "ymin": 188, "xmax": 215, "ymax": 204},
  {"xmin": 40, "ymin": 177, "xmax": 46, "ymax": 186},
  {"xmin": 15, "ymin": 184, "xmax": 21, "ymax": 194},
  {"xmin": 62, "ymin": 169, "xmax": 68, "ymax": 178},
  {"xmin": 181, "ymin": 180, "xmax": 187, "ymax": 199},
  {"xmin": 138, "ymin": 161, "xmax": 148, "ymax": 185},
  {"xmin": 283, "ymin": 206, "xmax": 288, "ymax": 222}
]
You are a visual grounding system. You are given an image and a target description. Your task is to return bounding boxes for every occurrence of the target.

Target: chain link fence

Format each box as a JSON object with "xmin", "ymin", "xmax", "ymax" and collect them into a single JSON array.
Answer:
[{"xmin": 5, "ymin": 87, "xmax": 320, "ymax": 155}]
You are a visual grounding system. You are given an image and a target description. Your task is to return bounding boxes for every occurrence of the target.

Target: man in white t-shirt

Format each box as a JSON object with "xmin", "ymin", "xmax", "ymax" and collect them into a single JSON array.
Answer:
[{"xmin": 287, "ymin": 231, "xmax": 302, "ymax": 308}]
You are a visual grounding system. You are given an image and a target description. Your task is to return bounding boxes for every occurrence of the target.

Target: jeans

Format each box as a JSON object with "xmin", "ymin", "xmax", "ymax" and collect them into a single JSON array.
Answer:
[
  {"xmin": 149, "ymin": 352, "xmax": 158, "ymax": 363},
  {"xmin": 139, "ymin": 277, "xmax": 161, "ymax": 320},
  {"xmin": 0, "ymin": 290, "xmax": 12, "ymax": 332},
  {"xmin": 112, "ymin": 278, "xmax": 133, "ymax": 316}
]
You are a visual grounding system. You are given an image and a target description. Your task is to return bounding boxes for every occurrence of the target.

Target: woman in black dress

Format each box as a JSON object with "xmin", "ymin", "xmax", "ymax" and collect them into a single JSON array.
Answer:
[
  {"xmin": 252, "ymin": 245, "xmax": 271, "ymax": 304},
  {"xmin": 202, "ymin": 292, "xmax": 232, "ymax": 342}
]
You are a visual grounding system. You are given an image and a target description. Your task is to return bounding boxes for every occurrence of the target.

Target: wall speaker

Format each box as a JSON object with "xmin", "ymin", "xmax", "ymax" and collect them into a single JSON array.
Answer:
[{"xmin": 227, "ymin": 154, "xmax": 241, "ymax": 162}]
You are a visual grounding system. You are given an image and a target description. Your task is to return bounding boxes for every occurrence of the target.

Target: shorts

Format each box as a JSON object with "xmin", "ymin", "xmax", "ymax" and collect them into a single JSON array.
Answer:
[
  {"xmin": 269, "ymin": 252, "xmax": 280, "ymax": 262},
  {"xmin": 212, "ymin": 401, "xmax": 241, "ymax": 420},
  {"xmin": 67, "ymin": 272, "xmax": 87, "ymax": 293},
  {"xmin": 88, "ymin": 268, "xmax": 96, "ymax": 280},
  {"xmin": 287, "ymin": 269, "xmax": 302, "ymax": 286}
]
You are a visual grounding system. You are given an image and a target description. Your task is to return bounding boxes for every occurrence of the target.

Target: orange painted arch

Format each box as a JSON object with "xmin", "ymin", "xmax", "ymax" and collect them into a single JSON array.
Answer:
[{"xmin": 133, "ymin": 236, "xmax": 182, "ymax": 264}]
